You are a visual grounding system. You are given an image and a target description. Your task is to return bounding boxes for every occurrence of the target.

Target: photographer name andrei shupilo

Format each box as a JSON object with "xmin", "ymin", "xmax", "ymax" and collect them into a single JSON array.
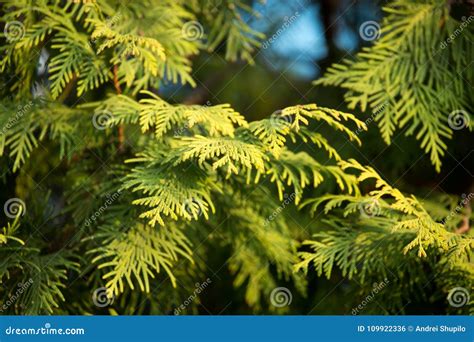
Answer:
[{"xmin": 415, "ymin": 325, "xmax": 466, "ymax": 333}]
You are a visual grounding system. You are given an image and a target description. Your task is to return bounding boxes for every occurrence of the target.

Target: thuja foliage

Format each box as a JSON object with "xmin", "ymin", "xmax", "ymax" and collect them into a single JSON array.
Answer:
[
  {"xmin": 317, "ymin": 0, "xmax": 474, "ymax": 172},
  {"xmin": 0, "ymin": 0, "xmax": 472, "ymax": 315}
]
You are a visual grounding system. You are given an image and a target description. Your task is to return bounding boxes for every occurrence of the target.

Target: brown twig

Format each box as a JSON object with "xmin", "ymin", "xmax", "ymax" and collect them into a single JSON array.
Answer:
[
  {"xmin": 57, "ymin": 74, "xmax": 77, "ymax": 103},
  {"xmin": 113, "ymin": 64, "xmax": 125, "ymax": 152}
]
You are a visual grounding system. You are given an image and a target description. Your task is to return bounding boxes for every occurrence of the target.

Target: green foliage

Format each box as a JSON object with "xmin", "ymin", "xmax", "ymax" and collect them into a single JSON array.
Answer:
[
  {"xmin": 0, "ymin": 0, "xmax": 471, "ymax": 316},
  {"xmin": 0, "ymin": 98, "xmax": 92, "ymax": 171},
  {"xmin": 0, "ymin": 214, "xmax": 23, "ymax": 245},
  {"xmin": 192, "ymin": 0, "xmax": 265, "ymax": 63},
  {"xmin": 0, "ymin": 0, "xmax": 262, "ymax": 98},
  {"xmin": 88, "ymin": 221, "xmax": 193, "ymax": 295},
  {"xmin": 316, "ymin": 0, "xmax": 474, "ymax": 172},
  {"xmin": 296, "ymin": 159, "xmax": 473, "ymax": 312}
]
